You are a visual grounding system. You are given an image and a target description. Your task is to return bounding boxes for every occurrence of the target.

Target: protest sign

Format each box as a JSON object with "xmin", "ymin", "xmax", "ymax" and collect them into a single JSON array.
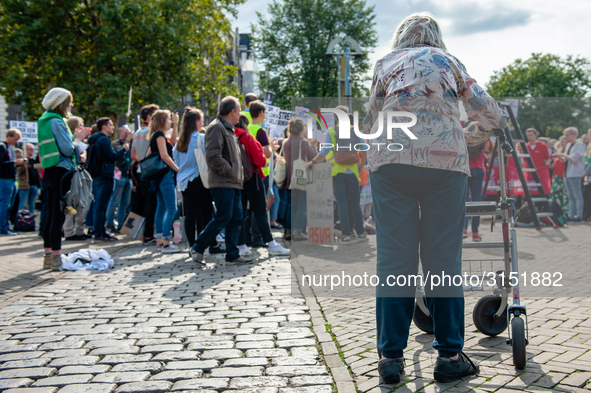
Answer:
[
  {"xmin": 266, "ymin": 105, "xmax": 292, "ymax": 139},
  {"xmin": 294, "ymin": 106, "xmax": 335, "ymax": 141},
  {"xmin": 9, "ymin": 121, "xmax": 38, "ymax": 143},
  {"xmin": 306, "ymin": 162, "xmax": 334, "ymax": 245}
]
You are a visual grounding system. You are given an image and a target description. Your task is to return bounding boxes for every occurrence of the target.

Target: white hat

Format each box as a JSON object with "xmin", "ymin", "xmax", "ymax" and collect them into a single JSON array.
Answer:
[{"xmin": 42, "ymin": 87, "xmax": 72, "ymax": 111}]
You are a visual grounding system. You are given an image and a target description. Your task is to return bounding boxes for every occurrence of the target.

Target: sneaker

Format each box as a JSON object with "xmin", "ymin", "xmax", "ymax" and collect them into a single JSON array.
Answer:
[
  {"xmin": 189, "ymin": 247, "xmax": 205, "ymax": 265},
  {"xmin": 239, "ymin": 247, "xmax": 253, "ymax": 257},
  {"xmin": 574, "ymin": 217, "xmax": 582, "ymax": 223},
  {"xmin": 227, "ymin": 256, "xmax": 254, "ymax": 263},
  {"xmin": 463, "ymin": 229, "xmax": 468, "ymax": 239},
  {"xmin": 357, "ymin": 233, "xmax": 369, "ymax": 242},
  {"xmin": 209, "ymin": 245, "xmax": 226, "ymax": 254},
  {"xmin": 0, "ymin": 230, "xmax": 17, "ymax": 236},
  {"xmin": 377, "ymin": 357, "xmax": 405, "ymax": 385},
  {"xmin": 65, "ymin": 234, "xmax": 86, "ymax": 241},
  {"xmin": 143, "ymin": 238, "xmax": 157, "ymax": 246},
  {"xmin": 87, "ymin": 228, "xmax": 94, "ymax": 236},
  {"xmin": 216, "ymin": 233, "xmax": 225, "ymax": 243},
  {"xmin": 106, "ymin": 225, "xmax": 120, "ymax": 235},
  {"xmin": 270, "ymin": 223, "xmax": 284, "ymax": 229},
  {"xmin": 472, "ymin": 233, "xmax": 482, "ymax": 242},
  {"xmin": 269, "ymin": 243, "xmax": 291, "ymax": 256},
  {"xmin": 161, "ymin": 244, "xmax": 182, "ymax": 253},
  {"xmin": 292, "ymin": 230, "xmax": 307, "ymax": 241},
  {"xmin": 341, "ymin": 235, "xmax": 352, "ymax": 244},
  {"xmin": 433, "ymin": 352, "xmax": 479, "ymax": 383},
  {"xmin": 283, "ymin": 231, "xmax": 291, "ymax": 241},
  {"xmin": 94, "ymin": 235, "xmax": 115, "ymax": 241}
]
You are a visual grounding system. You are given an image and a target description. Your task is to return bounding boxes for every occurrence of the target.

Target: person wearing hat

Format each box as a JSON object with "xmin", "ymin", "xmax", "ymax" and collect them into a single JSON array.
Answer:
[{"xmin": 37, "ymin": 87, "xmax": 86, "ymax": 271}]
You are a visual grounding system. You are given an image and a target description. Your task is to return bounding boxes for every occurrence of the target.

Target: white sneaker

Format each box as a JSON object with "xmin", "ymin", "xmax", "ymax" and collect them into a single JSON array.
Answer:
[
  {"xmin": 161, "ymin": 244, "xmax": 182, "ymax": 253},
  {"xmin": 216, "ymin": 233, "xmax": 225, "ymax": 243},
  {"xmin": 240, "ymin": 247, "xmax": 253, "ymax": 257},
  {"xmin": 269, "ymin": 243, "xmax": 291, "ymax": 256}
]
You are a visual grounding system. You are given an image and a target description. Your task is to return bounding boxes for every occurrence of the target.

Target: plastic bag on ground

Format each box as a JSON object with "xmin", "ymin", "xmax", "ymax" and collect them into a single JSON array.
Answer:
[{"xmin": 61, "ymin": 249, "xmax": 114, "ymax": 271}]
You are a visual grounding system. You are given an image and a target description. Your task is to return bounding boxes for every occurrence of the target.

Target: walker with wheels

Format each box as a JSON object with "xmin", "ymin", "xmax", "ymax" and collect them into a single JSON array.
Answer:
[{"xmin": 413, "ymin": 128, "xmax": 528, "ymax": 369}]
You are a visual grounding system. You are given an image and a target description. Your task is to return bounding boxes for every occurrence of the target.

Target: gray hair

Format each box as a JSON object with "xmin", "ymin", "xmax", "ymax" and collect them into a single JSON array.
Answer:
[
  {"xmin": 564, "ymin": 126, "xmax": 579, "ymax": 137},
  {"xmin": 391, "ymin": 12, "xmax": 447, "ymax": 51}
]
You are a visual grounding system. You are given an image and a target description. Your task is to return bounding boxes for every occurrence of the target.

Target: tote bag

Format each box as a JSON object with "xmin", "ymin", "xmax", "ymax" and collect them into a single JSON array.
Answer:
[
  {"xmin": 274, "ymin": 143, "xmax": 287, "ymax": 186},
  {"xmin": 194, "ymin": 135, "xmax": 209, "ymax": 189},
  {"xmin": 289, "ymin": 140, "xmax": 308, "ymax": 191}
]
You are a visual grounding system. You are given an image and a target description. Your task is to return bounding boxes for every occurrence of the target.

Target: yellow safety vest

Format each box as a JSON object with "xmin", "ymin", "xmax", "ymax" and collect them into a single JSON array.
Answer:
[
  {"xmin": 326, "ymin": 127, "xmax": 360, "ymax": 181},
  {"xmin": 248, "ymin": 123, "xmax": 269, "ymax": 177},
  {"xmin": 241, "ymin": 110, "xmax": 252, "ymax": 124}
]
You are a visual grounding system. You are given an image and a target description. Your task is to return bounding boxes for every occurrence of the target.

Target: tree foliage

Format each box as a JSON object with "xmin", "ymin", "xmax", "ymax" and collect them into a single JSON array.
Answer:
[
  {"xmin": 0, "ymin": 0, "xmax": 244, "ymax": 122},
  {"xmin": 486, "ymin": 53, "xmax": 591, "ymax": 138},
  {"xmin": 252, "ymin": 0, "xmax": 378, "ymax": 109}
]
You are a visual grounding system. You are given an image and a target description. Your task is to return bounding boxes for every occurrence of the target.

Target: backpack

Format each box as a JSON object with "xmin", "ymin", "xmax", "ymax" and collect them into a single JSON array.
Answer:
[
  {"xmin": 468, "ymin": 143, "xmax": 485, "ymax": 159},
  {"xmin": 61, "ymin": 166, "xmax": 94, "ymax": 214},
  {"xmin": 85, "ymin": 141, "xmax": 101, "ymax": 178},
  {"xmin": 14, "ymin": 210, "xmax": 35, "ymax": 232},
  {"xmin": 237, "ymin": 133, "xmax": 253, "ymax": 183},
  {"xmin": 333, "ymin": 131, "xmax": 359, "ymax": 166}
]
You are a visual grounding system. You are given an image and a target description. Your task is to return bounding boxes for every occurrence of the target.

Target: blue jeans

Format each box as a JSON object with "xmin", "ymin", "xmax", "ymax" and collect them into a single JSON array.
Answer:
[
  {"xmin": 333, "ymin": 173, "xmax": 364, "ymax": 237},
  {"xmin": 18, "ymin": 186, "xmax": 39, "ymax": 212},
  {"xmin": 93, "ymin": 177, "xmax": 114, "ymax": 237},
  {"xmin": 193, "ymin": 188, "xmax": 242, "ymax": 261},
  {"xmin": 270, "ymin": 183, "xmax": 281, "ymax": 221},
  {"xmin": 0, "ymin": 179, "xmax": 16, "ymax": 232},
  {"xmin": 155, "ymin": 171, "xmax": 177, "ymax": 240},
  {"xmin": 371, "ymin": 164, "xmax": 467, "ymax": 359},
  {"xmin": 565, "ymin": 177, "xmax": 584, "ymax": 218},
  {"xmin": 291, "ymin": 189, "xmax": 307, "ymax": 231},
  {"xmin": 464, "ymin": 167, "xmax": 484, "ymax": 233},
  {"xmin": 106, "ymin": 178, "xmax": 132, "ymax": 229}
]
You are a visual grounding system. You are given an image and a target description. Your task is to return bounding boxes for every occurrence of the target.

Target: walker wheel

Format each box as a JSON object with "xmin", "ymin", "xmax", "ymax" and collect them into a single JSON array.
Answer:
[
  {"xmin": 472, "ymin": 295, "xmax": 508, "ymax": 336},
  {"xmin": 413, "ymin": 303, "xmax": 434, "ymax": 334},
  {"xmin": 512, "ymin": 316, "xmax": 527, "ymax": 369}
]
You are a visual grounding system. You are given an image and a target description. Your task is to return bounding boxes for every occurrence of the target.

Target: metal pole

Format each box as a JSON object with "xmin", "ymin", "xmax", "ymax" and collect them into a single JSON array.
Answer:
[
  {"xmin": 345, "ymin": 45, "xmax": 351, "ymax": 111},
  {"xmin": 337, "ymin": 56, "xmax": 342, "ymax": 106}
]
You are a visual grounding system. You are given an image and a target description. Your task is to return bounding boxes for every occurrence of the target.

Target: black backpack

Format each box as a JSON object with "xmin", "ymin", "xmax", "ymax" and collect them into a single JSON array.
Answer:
[
  {"xmin": 15, "ymin": 210, "xmax": 35, "ymax": 232},
  {"xmin": 468, "ymin": 143, "xmax": 485, "ymax": 159},
  {"xmin": 85, "ymin": 142, "xmax": 101, "ymax": 178}
]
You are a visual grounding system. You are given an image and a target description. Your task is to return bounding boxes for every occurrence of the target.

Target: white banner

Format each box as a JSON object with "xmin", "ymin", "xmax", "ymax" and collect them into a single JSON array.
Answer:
[{"xmin": 9, "ymin": 121, "xmax": 38, "ymax": 143}]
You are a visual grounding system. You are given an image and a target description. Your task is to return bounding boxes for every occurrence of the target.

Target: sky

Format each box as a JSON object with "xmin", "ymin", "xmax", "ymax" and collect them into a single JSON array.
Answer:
[{"xmin": 231, "ymin": 0, "xmax": 591, "ymax": 89}]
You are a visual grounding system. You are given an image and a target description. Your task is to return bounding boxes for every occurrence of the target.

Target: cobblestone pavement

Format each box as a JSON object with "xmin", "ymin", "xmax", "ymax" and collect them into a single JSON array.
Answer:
[
  {"xmin": 0, "ymin": 232, "xmax": 137, "ymax": 306},
  {"xmin": 294, "ymin": 222, "xmax": 591, "ymax": 392},
  {"xmin": 0, "ymin": 234, "xmax": 335, "ymax": 392}
]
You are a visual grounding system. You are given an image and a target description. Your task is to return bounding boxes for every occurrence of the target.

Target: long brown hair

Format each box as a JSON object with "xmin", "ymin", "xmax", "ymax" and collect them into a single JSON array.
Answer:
[
  {"xmin": 55, "ymin": 94, "xmax": 73, "ymax": 118},
  {"xmin": 148, "ymin": 110, "xmax": 171, "ymax": 140},
  {"xmin": 176, "ymin": 107, "xmax": 204, "ymax": 153}
]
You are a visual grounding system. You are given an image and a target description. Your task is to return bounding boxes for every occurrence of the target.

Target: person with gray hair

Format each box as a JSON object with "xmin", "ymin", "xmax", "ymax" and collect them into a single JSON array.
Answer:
[
  {"xmin": 554, "ymin": 126, "xmax": 586, "ymax": 222},
  {"xmin": 364, "ymin": 12, "xmax": 506, "ymax": 384}
]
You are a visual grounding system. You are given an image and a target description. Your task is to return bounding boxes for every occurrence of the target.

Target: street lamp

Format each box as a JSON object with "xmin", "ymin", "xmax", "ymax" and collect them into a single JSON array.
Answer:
[{"xmin": 325, "ymin": 36, "xmax": 364, "ymax": 110}]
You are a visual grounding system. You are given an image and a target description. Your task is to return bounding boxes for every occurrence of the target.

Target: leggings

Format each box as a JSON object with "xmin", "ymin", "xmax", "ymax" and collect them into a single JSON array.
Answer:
[{"xmin": 182, "ymin": 176, "xmax": 216, "ymax": 248}]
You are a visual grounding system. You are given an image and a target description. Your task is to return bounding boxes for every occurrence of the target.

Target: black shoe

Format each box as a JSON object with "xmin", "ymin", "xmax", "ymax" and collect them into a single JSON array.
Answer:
[
  {"xmin": 377, "ymin": 358, "xmax": 405, "ymax": 384},
  {"xmin": 433, "ymin": 352, "xmax": 479, "ymax": 383},
  {"xmin": 105, "ymin": 232, "xmax": 118, "ymax": 240},
  {"xmin": 95, "ymin": 235, "xmax": 116, "ymax": 242},
  {"xmin": 65, "ymin": 235, "xmax": 86, "ymax": 241},
  {"xmin": 107, "ymin": 225, "xmax": 121, "ymax": 234},
  {"xmin": 251, "ymin": 239, "xmax": 268, "ymax": 248},
  {"xmin": 227, "ymin": 256, "xmax": 254, "ymax": 263},
  {"xmin": 209, "ymin": 245, "xmax": 226, "ymax": 254}
]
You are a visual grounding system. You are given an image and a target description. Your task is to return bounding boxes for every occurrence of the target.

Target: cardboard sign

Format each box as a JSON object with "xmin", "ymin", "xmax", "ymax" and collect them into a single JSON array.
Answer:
[
  {"xmin": 9, "ymin": 121, "xmax": 38, "ymax": 143},
  {"xmin": 120, "ymin": 212, "xmax": 145, "ymax": 239},
  {"xmin": 306, "ymin": 162, "xmax": 334, "ymax": 245}
]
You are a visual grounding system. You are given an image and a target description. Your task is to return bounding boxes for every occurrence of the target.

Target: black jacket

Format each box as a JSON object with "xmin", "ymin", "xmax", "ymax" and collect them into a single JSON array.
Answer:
[
  {"xmin": 0, "ymin": 142, "xmax": 16, "ymax": 180},
  {"xmin": 88, "ymin": 132, "xmax": 126, "ymax": 179}
]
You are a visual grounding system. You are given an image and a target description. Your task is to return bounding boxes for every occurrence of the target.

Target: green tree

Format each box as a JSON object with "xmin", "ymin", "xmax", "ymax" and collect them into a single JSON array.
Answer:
[
  {"xmin": 0, "ymin": 0, "xmax": 243, "ymax": 123},
  {"xmin": 486, "ymin": 53, "xmax": 591, "ymax": 138},
  {"xmin": 252, "ymin": 0, "xmax": 378, "ymax": 109}
]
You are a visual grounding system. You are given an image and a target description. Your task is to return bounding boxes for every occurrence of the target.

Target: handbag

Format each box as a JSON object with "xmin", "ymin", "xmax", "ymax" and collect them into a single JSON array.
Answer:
[
  {"xmin": 194, "ymin": 135, "xmax": 209, "ymax": 189},
  {"xmin": 290, "ymin": 140, "xmax": 308, "ymax": 191},
  {"xmin": 274, "ymin": 142, "xmax": 287, "ymax": 186},
  {"xmin": 139, "ymin": 135, "xmax": 169, "ymax": 181}
]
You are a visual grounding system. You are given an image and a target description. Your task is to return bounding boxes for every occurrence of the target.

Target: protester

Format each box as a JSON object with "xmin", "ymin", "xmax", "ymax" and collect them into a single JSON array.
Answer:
[
  {"xmin": 309, "ymin": 108, "xmax": 368, "ymax": 243},
  {"xmin": 241, "ymin": 93, "xmax": 259, "ymax": 124},
  {"xmin": 282, "ymin": 118, "xmax": 317, "ymax": 241},
  {"xmin": 38, "ymin": 87, "xmax": 85, "ymax": 270},
  {"xmin": 87, "ymin": 117, "xmax": 128, "ymax": 241},
  {"xmin": 364, "ymin": 13, "xmax": 506, "ymax": 384},
  {"xmin": 554, "ymin": 127, "xmax": 586, "ymax": 222},
  {"xmin": 130, "ymin": 104, "xmax": 159, "ymax": 245},
  {"xmin": 235, "ymin": 115, "xmax": 290, "ymax": 256},
  {"xmin": 106, "ymin": 125, "xmax": 133, "ymax": 234},
  {"xmin": 550, "ymin": 137, "xmax": 569, "ymax": 213},
  {"xmin": 583, "ymin": 142, "xmax": 591, "ymax": 221},
  {"xmin": 190, "ymin": 96, "xmax": 250, "ymax": 264},
  {"xmin": 63, "ymin": 116, "xmax": 91, "ymax": 241},
  {"xmin": 464, "ymin": 138, "xmax": 493, "ymax": 242},
  {"xmin": 147, "ymin": 110, "xmax": 181, "ymax": 253},
  {"xmin": 525, "ymin": 128, "xmax": 552, "ymax": 195},
  {"xmin": 0, "ymin": 129, "xmax": 25, "ymax": 236},
  {"xmin": 16, "ymin": 143, "xmax": 41, "ymax": 213},
  {"xmin": 173, "ymin": 107, "xmax": 224, "ymax": 253}
]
